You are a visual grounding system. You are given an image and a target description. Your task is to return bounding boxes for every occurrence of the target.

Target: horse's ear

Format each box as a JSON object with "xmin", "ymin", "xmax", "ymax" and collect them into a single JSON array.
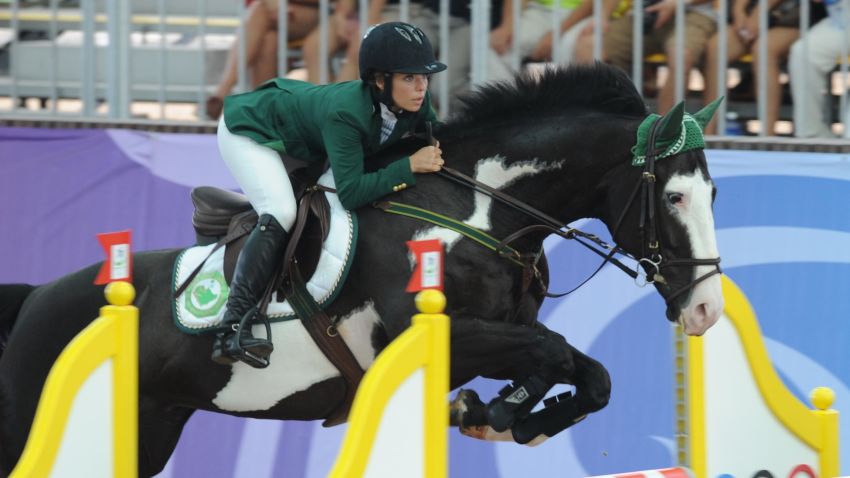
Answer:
[
  {"xmin": 692, "ymin": 96, "xmax": 725, "ymax": 130},
  {"xmin": 656, "ymin": 101, "xmax": 685, "ymax": 143}
]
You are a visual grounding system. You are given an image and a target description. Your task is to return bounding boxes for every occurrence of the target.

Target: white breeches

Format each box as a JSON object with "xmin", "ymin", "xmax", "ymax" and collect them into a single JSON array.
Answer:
[{"xmin": 217, "ymin": 118, "xmax": 296, "ymax": 231}]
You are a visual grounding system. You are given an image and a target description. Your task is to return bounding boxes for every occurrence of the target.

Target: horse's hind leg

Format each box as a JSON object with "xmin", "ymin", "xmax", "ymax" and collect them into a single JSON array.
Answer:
[{"xmin": 138, "ymin": 399, "xmax": 195, "ymax": 478}]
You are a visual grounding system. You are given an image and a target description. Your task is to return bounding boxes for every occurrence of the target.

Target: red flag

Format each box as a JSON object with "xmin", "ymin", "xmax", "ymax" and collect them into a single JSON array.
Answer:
[
  {"xmin": 405, "ymin": 239, "xmax": 444, "ymax": 293},
  {"xmin": 94, "ymin": 230, "xmax": 132, "ymax": 285}
]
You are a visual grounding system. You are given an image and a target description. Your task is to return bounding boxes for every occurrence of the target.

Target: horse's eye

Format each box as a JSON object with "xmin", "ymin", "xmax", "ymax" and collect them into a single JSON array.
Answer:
[{"xmin": 667, "ymin": 192, "xmax": 684, "ymax": 205}]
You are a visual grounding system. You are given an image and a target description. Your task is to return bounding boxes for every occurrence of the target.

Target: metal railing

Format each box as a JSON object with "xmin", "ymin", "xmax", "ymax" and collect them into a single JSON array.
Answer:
[{"xmin": 0, "ymin": 0, "xmax": 847, "ymax": 138}]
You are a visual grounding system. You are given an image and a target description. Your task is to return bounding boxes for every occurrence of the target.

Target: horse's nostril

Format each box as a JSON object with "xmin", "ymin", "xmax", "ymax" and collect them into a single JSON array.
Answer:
[{"xmin": 696, "ymin": 303, "xmax": 708, "ymax": 320}]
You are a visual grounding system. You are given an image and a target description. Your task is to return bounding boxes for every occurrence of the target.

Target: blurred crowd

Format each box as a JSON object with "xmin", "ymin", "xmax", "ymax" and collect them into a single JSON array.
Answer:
[
  {"xmin": 206, "ymin": 0, "xmax": 850, "ymax": 137},
  {"xmin": 43, "ymin": 0, "xmax": 850, "ymax": 137}
]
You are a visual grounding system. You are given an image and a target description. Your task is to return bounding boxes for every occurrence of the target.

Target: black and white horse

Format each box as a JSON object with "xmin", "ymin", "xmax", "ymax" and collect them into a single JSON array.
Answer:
[{"xmin": 0, "ymin": 64, "xmax": 723, "ymax": 477}]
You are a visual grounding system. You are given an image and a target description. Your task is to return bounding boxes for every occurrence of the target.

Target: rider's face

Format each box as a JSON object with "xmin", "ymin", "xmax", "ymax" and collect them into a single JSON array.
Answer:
[{"xmin": 377, "ymin": 73, "xmax": 430, "ymax": 113}]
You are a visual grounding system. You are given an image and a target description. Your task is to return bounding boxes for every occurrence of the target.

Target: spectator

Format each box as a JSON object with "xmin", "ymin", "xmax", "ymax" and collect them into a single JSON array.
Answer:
[
  {"xmin": 703, "ymin": 0, "xmax": 826, "ymax": 135},
  {"xmin": 488, "ymin": 0, "xmax": 583, "ymax": 82},
  {"xmin": 416, "ymin": 0, "xmax": 504, "ymax": 113},
  {"xmin": 603, "ymin": 0, "xmax": 717, "ymax": 114},
  {"xmin": 563, "ymin": 0, "xmax": 631, "ymax": 65},
  {"xmin": 206, "ymin": 0, "xmax": 320, "ymax": 119},
  {"xmin": 789, "ymin": 0, "xmax": 848, "ymax": 138},
  {"xmin": 301, "ymin": 0, "xmax": 432, "ymax": 84}
]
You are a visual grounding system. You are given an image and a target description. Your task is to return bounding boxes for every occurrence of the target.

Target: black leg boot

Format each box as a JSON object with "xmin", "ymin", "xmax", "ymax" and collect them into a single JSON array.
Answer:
[{"xmin": 211, "ymin": 214, "xmax": 288, "ymax": 368}]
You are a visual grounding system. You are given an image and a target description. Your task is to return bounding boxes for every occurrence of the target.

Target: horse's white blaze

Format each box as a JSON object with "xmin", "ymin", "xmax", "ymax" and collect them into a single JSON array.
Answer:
[
  {"xmin": 664, "ymin": 172, "xmax": 723, "ymax": 336},
  {"xmin": 212, "ymin": 303, "xmax": 381, "ymax": 412},
  {"xmin": 412, "ymin": 155, "xmax": 563, "ymax": 250}
]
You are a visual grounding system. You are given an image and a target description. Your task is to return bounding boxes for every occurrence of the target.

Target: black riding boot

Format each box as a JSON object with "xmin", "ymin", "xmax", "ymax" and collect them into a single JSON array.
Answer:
[{"xmin": 211, "ymin": 214, "xmax": 288, "ymax": 368}]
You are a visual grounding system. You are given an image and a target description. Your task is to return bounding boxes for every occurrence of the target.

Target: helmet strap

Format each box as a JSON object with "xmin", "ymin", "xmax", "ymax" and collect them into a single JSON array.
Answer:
[{"xmin": 378, "ymin": 73, "xmax": 395, "ymax": 110}]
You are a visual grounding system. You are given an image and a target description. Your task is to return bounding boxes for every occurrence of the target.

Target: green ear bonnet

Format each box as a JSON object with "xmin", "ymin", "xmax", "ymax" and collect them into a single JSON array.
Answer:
[{"xmin": 631, "ymin": 97, "xmax": 723, "ymax": 166}]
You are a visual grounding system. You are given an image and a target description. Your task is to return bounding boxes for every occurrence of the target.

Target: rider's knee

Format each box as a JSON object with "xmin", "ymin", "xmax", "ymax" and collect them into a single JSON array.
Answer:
[{"xmin": 258, "ymin": 204, "xmax": 296, "ymax": 232}]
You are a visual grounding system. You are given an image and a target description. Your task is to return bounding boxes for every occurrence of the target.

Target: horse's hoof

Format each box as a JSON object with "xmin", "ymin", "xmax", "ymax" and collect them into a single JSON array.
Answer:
[{"xmin": 450, "ymin": 389, "xmax": 487, "ymax": 428}]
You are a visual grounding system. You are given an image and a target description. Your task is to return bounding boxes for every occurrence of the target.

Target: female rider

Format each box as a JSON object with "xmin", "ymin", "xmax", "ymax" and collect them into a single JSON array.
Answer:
[{"xmin": 214, "ymin": 22, "xmax": 446, "ymax": 368}]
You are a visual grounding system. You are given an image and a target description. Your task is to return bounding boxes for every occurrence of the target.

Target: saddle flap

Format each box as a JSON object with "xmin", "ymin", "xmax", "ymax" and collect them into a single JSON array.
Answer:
[
  {"xmin": 223, "ymin": 210, "xmax": 259, "ymax": 284},
  {"xmin": 188, "ymin": 166, "xmax": 335, "ymax": 295},
  {"xmin": 219, "ymin": 193, "xmax": 330, "ymax": 288}
]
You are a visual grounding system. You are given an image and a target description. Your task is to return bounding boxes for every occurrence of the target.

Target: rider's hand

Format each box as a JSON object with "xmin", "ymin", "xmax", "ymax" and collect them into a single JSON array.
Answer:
[{"xmin": 409, "ymin": 142, "xmax": 443, "ymax": 173}]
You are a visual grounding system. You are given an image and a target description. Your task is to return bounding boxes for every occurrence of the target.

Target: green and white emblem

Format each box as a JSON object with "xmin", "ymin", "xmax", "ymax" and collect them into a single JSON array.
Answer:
[{"xmin": 185, "ymin": 271, "xmax": 229, "ymax": 318}]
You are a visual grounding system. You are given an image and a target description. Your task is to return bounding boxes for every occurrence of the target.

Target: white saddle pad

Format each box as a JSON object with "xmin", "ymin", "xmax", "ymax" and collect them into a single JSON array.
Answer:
[{"xmin": 172, "ymin": 172, "xmax": 357, "ymax": 333}]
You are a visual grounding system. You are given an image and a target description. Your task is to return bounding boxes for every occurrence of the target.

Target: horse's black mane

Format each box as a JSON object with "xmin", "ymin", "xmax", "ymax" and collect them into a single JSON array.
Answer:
[{"xmin": 447, "ymin": 63, "xmax": 648, "ymax": 131}]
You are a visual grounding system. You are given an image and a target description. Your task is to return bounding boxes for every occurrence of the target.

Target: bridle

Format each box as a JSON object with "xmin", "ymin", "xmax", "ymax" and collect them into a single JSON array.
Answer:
[
  {"xmin": 430, "ymin": 118, "xmax": 721, "ymax": 305},
  {"xmin": 607, "ymin": 116, "xmax": 722, "ymax": 305}
]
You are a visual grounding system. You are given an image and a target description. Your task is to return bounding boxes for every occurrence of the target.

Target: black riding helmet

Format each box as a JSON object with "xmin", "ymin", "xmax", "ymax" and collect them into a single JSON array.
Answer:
[{"xmin": 359, "ymin": 22, "xmax": 447, "ymax": 106}]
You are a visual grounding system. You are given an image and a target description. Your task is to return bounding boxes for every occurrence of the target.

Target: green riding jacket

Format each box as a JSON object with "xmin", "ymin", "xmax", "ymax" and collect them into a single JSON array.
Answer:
[{"xmin": 222, "ymin": 78, "xmax": 437, "ymax": 210}]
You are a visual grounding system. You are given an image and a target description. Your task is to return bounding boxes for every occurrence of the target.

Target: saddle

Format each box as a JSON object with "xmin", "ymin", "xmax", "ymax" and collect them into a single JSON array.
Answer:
[
  {"xmin": 190, "ymin": 170, "xmax": 332, "ymax": 285},
  {"xmin": 181, "ymin": 169, "xmax": 363, "ymax": 427}
]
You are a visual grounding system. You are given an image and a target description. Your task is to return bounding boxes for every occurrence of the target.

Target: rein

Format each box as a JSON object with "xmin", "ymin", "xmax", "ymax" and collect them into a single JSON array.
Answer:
[
  {"xmin": 435, "ymin": 166, "xmax": 637, "ymax": 296},
  {"xmin": 425, "ymin": 120, "xmax": 721, "ymax": 304},
  {"xmin": 424, "ymin": 122, "xmax": 638, "ymax": 297}
]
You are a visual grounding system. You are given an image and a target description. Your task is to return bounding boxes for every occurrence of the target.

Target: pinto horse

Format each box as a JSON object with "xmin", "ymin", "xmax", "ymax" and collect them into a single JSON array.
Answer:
[{"xmin": 0, "ymin": 64, "xmax": 723, "ymax": 476}]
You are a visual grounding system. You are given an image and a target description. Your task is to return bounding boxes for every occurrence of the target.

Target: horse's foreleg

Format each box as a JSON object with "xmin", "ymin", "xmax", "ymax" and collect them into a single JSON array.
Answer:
[
  {"xmin": 449, "ymin": 320, "xmax": 610, "ymax": 446},
  {"xmin": 449, "ymin": 318, "xmax": 575, "ymax": 386},
  {"xmin": 508, "ymin": 345, "xmax": 611, "ymax": 445},
  {"xmin": 447, "ymin": 318, "xmax": 574, "ymax": 438},
  {"xmin": 138, "ymin": 399, "xmax": 195, "ymax": 478}
]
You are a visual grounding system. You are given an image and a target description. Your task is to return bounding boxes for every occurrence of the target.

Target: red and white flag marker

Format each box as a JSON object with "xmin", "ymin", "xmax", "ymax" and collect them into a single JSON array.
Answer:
[
  {"xmin": 94, "ymin": 230, "xmax": 132, "ymax": 285},
  {"xmin": 586, "ymin": 468, "xmax": 693, "ymax": 478},
  {"xmin": 405, "ymin": 239, "xmax": 444, "ymax": 293}
]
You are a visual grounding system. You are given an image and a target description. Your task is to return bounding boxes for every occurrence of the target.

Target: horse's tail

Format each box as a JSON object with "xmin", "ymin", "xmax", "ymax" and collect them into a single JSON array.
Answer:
[{"xmin": 0, "ymin": 284, "xmax": 35, "ymax": 357}]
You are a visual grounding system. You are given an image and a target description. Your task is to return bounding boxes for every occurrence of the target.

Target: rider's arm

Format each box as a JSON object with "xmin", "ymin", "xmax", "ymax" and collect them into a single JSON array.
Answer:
[{"xmin": 323, "ymin": 112, "xmax": 415, "ymax": 210}]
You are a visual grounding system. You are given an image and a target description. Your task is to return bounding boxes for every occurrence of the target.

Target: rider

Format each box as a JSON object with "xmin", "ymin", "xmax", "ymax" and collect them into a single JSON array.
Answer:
[{"xmin": 213, "ymin": 22, "xmax": 446, "ymax": 368}]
